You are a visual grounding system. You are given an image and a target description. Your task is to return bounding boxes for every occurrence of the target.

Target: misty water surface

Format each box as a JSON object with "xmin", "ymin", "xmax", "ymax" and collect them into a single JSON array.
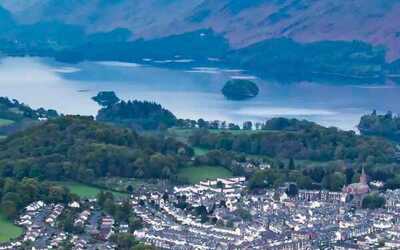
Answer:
[{"xmin": 1, "ymin": 57, "xmax": 399, "ymax": 131}]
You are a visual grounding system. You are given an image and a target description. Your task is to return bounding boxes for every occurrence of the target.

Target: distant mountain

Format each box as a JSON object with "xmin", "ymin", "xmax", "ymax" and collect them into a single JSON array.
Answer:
[
  {"xmin": 0, "ymin": 5, "xmax": 15, "ymax": 31},
  {"xmin": 1, "ymin": 0, "xmax": 400, "ymax": 60}
]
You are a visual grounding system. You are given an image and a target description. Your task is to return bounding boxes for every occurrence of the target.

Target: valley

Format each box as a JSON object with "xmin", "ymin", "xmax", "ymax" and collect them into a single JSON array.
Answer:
[{"xmin": 1, "ymin": 1, "xmax": 400, "ymax": 249}]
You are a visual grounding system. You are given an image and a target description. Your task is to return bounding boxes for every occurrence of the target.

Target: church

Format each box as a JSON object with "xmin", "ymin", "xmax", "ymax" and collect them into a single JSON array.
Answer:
[{"xmin": 342, "ymin": 168, "xmax": 370, "ymax": 207}]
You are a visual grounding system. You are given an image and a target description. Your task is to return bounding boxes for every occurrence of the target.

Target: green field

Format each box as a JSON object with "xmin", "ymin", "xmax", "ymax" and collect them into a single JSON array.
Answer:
[
  {"xmin": 0, "ymin": 213, "xmax": 23, "ymax": 243},
  {"xmin": 193, "ymin": 147, "xmax": 210, "ymax": 156},
  {"xmin": 55, "ymin": 182, "xmax": 127, "ymax": 198},
  {"xmin": 0, "ymin": 118, "xmax": 14, "ymax": 127},
  {"xmin": 178, "ymin": 166, "xmax": 233, "ymax": 184},
  {"xmin": 168, "ymin": 127, "xmax": 278, "ymax": 144}
]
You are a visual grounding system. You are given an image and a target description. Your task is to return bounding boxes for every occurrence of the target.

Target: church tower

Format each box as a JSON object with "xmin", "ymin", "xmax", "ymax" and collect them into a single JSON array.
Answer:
[{"xmin": 360, "ymin": 168, "xmax": 368, "ymax": 185}]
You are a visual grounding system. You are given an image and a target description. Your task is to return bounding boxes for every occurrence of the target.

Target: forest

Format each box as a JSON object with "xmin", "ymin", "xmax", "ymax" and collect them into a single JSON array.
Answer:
[
  {"xmin": 0, "ymin": 97, "xmax": 58, "ymax": 136},
  {"xmin": 96, "ymin": 99, "xmax": 178, "ymax": 130},
  {"xmin": 0, "ymin": 178, "xmax": 75, "ymax": 219},
  {"xmin": 188, "ymin": 124, "xmax": 397, "ymax": 164},
  {"xmin": 358, "ymin": 110, "xmax": 400, "ymax": 141},
  {"xmin": 0, "ymin": 116, "xmax": 193, "ymax": 184}
]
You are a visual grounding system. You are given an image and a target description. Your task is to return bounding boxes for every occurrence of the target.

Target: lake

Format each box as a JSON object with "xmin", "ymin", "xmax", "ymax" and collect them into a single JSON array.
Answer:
[{"xmin": 0, "ymin": 56, "xmax": 399, "ymax": 131}]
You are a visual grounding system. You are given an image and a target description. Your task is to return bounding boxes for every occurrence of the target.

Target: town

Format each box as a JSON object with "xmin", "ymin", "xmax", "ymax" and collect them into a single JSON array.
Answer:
[{"xmin": 1, "ymin": 169, "xmax": 400, "ymax": 250}]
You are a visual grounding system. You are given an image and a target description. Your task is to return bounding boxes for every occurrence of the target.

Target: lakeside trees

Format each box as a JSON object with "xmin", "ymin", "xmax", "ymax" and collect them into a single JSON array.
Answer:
[
  {"xmin": 97, "ymin": 100, "xmax": 177, "ymax": 130},
  {"xmin": 92, "ymin": 91, "xmax": 120, "ymax": 107},
  {"xmin": 0, "ymin": 97, "xmax": 58, "ymax": 137},
  {"xmin": 358, "ymin": 111, "xmax": 400, "ymax": 141}
]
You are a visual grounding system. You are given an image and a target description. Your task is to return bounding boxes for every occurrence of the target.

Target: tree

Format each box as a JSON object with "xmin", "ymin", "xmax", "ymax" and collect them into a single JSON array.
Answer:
[
  {"xmin": 345, "ymin": 168, "xmax": 355, "ymax": 185},
  {"xmin": 228, "ymin": 123, "xmax": 240, "ymax": 130},
  {"xmin": 126, "ymin": 185, "xmax": 134, "ymax": 194},
  {"xmin": 322, "ymin": 172, "xmax": 346, "ymax": 191},
  {"xmin": 103, "ymin": 198, "xmax": 116, "ymax": 215},
  {"xmin": 1, "ymin": 200, "xmax": 18, "ymax": 219},
  {"xmin": 248, "ymin": 171, "xmax": 268, "ymax": 190},
  {"xmin": 92, "ymin": 91, "xmax": 120, "ymax": 107},
  {"xmin": 362, "ymin": 194, "xmax": 385, "ymax": 209},
  {"xmin": 128, "ymin": 215, "xmax": 143, "ymax": 232},
  {"xmin": 195, "ymin": 205, "xmax": 208, "ymax": 222},
  {"xmin": 235, "ymin": 207, "xmax": 252, "ymax": 221},
  {"xmin": 286, "ymin": 183, "xmax": 299, "ymax": 197},
  {"xmin": 243, "ymin": 121, "xmax": 253, "ymax": 130},
  {"xmin": 196, "ymin": 119, "xmax": 206, "ymax": 128},
  {"xmin": 111, "ymin": 233, "xmax": 137, "ymax": 250},
  {"xmin": 60, "ymin": 212, "xmax": 75, "ymax": 233},
  {"xmin": 132, "ymin": 243, "xmax": 156, "ymax": 250},
  {"xmin": 306, "ymin": 166, "xmax": 325, "ymax": 183},
  {"xmin": 288, "ymin": 158, "xmax": 296, "ymax": 170},
  {"xmin": 162, "ymin": 192, "xmax": 169, "ymax": 201},
  {"xmin": 216, "ymin": 181, "xmax": 225, "ymax": 189},
  {"xmin": 226, "ymin": 220, "xmax": 234, "ymax": 228}
]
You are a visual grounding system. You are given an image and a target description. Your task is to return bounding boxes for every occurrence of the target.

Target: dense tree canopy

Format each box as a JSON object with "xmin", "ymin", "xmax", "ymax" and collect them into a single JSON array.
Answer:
[
  {"xmin": 221, "ymin": 79, "xmax": 259, "ymax": 100},
  {"xmin": 0, "ymin": 116, "xmax": 193, "ymax": 183},
  {"xmin": 362, "ymin": 193, "xmax": 386, "ymax": 209},
  {"xmin": 97, "ymin": 100, "xmax": 177, "ymax": 130},
  {"xmin": 0, "ymin": 177, "xmax": 74, "ymax": 219},
  {"xmin": 92, "ymin": 91, "xmax": 120, "ymax": 107},
  {"xmin": 358, "ymin": 111, "xmax": 400, "ymax": 141},
  {"xmin": 0, "ymin": 97, "xmax": 58, "ymax": 121},
  {"xmin": 189, "ymin": 121, "xmax": 397, "ymax": 163}
]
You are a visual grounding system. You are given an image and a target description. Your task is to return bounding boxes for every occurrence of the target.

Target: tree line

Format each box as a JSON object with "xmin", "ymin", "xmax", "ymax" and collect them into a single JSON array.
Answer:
[
  {"xmin": 0, "ymin": 177, "xmax": 75, "ymax": 219},
  {"xmin": 0, "ymin": 97, "xmax": 58, "ymax": 122},
  {"xmin": 358, "ymin": 110, "xmax": 400, "ymax": 141},
  {"xmin": 188, "ymin": 124, "xmax": 397, "ymax": 164}
]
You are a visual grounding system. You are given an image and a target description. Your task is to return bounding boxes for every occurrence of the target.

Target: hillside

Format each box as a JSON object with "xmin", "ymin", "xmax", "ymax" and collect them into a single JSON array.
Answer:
[
  {"xmin": 0, "ymin": 97, "xmax": 58, "ymax": 136},
  {"xmin": 0, "ymin": 116, "xmax": 193, "ymax": 182},
  {"xmin": 1, "ymin": 0, "xmax": 400, "ymax": 60}
]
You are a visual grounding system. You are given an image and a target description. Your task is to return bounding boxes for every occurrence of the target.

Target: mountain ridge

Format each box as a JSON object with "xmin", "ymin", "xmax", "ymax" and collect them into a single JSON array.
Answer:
[{"xmin": 1, "ymin": 0, "xmax": 400, "ymax": 60}]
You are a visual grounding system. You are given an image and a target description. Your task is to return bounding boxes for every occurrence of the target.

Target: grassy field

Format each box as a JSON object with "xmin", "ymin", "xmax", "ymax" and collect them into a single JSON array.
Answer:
[
  {"xmin": 0, "ymin": 213, "xmax": 23, "ymax": 243},
  {"xmin": 168, "ymin": 127, "xmax": 280, "ymax": 144},
  {"xmin": 0, "ymin": 118, "xmax": 14, "ymax": 127},
  {"xmin": 178, "ymin": 166, "xmax": 233, "ymax": 184},
  {"xmin": 55, "ymin": 182, "xmax": 127, "ymax": 198},
  {"xmin": 94, "ymin": 177, "xmax": 148, "ymax": 193},
  {"xmin": 193, "ymin": 147, "xmax": 210, "ymax": 156}
]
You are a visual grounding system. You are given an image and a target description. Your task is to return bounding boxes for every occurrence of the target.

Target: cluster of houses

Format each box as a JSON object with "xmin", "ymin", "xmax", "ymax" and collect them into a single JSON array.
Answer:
[
  {"xmin": 4, "ymin": 169, "xmax": 400, "ymax": 249},
  {"xmin": 0, "ymin": 200, "xmax": 117, "ymax": 250},
  {"xmin": 130, "ymin": 174, "xmax": 400, "ymax": 250},
  {"xmin": 45, "ymin": 204, "xmax": 64, "ymax": 226},
  {"xmin": 74, "ymin": 209, "xmax": 91, "ymax": 227}
]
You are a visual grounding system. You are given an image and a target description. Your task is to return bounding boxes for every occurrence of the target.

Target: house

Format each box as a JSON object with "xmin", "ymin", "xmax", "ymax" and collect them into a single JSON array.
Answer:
[{"xmin": 100, "ymin": 216, "xmax": 115, "ymax": 240}]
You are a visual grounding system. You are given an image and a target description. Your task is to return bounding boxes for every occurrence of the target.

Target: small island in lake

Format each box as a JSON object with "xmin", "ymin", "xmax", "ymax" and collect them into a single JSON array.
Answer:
[
  {"xmin": 92, "ymin": 91, "xmax": 120, "ymax": 107},
  {"xmin": 221, "ymin": 79, "xmax": 259, "ymax": 100}
]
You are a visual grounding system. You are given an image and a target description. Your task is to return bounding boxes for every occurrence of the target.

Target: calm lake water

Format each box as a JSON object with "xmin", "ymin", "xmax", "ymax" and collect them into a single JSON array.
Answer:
[{"xmin": 1, "ymin": 56, "xmax": 399, "ymax": 131}]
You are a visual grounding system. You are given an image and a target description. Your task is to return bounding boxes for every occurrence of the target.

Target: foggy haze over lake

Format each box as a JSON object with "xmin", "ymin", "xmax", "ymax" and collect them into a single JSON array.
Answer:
[{"xmin": 1, "ymin": 56, "xmax": 399, "ymax": 131}]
